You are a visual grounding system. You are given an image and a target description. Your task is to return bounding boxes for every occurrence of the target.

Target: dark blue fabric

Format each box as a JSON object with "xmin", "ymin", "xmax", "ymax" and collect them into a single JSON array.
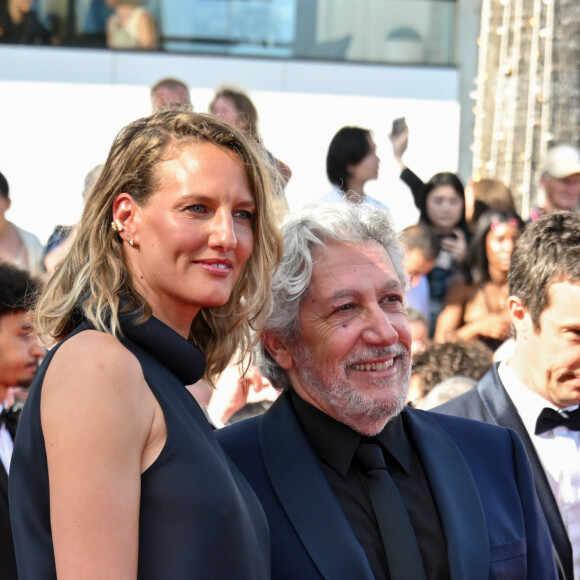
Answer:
[
  {"xmin": 10, "ymin": 315, "xmax": 270, "ymax": 579},
  {"xmin": 435, "ymin": 364, "xmax": 574, "ymax": 580},
  {"xmin": 218, "ymin": 393, "xmax": 558, "ymax": 580}
]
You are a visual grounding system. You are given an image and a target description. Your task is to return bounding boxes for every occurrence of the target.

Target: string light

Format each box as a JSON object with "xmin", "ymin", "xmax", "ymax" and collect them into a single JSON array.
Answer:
[{"xmin": 470, "ymin": 0, "xmax": 579, "ymax": 218}]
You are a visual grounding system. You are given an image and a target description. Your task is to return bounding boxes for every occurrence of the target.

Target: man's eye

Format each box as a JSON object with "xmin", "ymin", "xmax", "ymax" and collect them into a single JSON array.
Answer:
[
  {"xmin": 383, "ymin": 295, "xmax": 403, "ymax": 305},
  {"xmin": 333, "ymin": 304, "xmax": 353, "ymax": 314}
]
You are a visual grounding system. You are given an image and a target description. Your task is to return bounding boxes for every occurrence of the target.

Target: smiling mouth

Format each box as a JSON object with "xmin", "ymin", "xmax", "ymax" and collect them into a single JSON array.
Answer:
[
  {"xmin": 352, "ymin": 360, "xmax": 394, "ymax": 371},
  {"xmin": 196, "ymin": 260, "xmax": 233, "ymax": 274}
]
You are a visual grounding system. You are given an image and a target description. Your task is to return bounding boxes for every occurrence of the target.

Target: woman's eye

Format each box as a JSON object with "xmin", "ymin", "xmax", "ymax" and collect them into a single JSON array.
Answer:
[
  {"xmin": 187, "ymin": 204, "xmax": 207, "ymax": 214},
  {"xmin": 233, "ymin": 209, "xmax": 254, "ymax": 221}
]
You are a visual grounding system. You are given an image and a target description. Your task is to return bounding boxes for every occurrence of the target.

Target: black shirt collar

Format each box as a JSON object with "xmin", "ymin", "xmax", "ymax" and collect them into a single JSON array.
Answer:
[{"xmin": 289, "ymin": 391, "xmax": 411, "ymax": 476}]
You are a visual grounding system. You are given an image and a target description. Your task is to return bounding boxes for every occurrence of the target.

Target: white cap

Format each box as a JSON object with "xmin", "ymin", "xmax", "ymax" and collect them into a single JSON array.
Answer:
[{"xmin": 542, "ymin": 145, "xmax": 580, "ymax": 179}]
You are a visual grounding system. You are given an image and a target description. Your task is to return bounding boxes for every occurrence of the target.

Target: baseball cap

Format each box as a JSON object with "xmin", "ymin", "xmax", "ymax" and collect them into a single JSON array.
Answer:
[{"xmin": 541, "ymin": 145, "xmax": 580, "ymax": 178}]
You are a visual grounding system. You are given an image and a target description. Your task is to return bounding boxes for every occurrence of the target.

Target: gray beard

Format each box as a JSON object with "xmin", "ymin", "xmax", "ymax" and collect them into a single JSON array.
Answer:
[{"xmin": 293, "ymin": 344, "xmax": 411, "ymax": 436}]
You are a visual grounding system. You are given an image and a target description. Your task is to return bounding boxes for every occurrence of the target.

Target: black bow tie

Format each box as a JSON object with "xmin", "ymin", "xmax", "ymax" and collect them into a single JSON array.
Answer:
[{"xmin": 535, "ymin": 407, "xmax": 580, "ymax": 435}]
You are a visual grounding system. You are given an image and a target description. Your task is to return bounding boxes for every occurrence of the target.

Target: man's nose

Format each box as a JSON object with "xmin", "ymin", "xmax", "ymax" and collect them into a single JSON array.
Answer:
[
  {"xmin": 29, "ymin": 336, "xmax": 44, "ymax": 360},
  {"xmin": 361, "ymin": 306, "xmax": 398, "ymax": 345}
]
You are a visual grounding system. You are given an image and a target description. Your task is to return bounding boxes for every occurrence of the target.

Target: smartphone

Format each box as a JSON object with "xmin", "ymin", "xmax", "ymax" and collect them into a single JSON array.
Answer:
[{"xmin": 391, "ymin": 117, "xmax": 407, "ymax": 137}]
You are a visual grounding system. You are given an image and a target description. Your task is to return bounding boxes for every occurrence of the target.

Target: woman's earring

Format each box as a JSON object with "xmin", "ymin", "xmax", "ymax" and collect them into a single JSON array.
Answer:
[
  {"xmin": 129, "ymin": 240, "xmax": 134, "ymax": 247},
  {"xmin": 111, "ymin": 219, "xmax": 124, "ymax": 233}
]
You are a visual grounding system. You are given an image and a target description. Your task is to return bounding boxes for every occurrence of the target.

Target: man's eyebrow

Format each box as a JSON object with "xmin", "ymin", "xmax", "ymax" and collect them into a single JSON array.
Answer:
[{"xmin": 324, "ymin": 281, "xmax": 403, "ymax": 303}]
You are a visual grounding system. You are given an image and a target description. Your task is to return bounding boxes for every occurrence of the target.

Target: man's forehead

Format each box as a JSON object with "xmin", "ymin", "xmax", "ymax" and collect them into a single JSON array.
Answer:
[
  {"xmin": 0, "ymin": 310, "xmax": 31, "ymax": 328},
  {"xmin": 309, "ymin": 241, "xmax": 400, "ymax": 295}
]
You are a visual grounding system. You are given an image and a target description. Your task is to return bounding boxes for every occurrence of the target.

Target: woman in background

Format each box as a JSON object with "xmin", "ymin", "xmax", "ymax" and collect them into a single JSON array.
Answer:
[
  {"xmin": 10, "ymin": 110, "xmax": 281, "ymax": 579},
  {"xmin": 105, "ymin": 0, "xmax": 157, "ymax": 49},
  {"xmin": 322, "ymin": 125, "xmax": 389, "ymax": 210},
  {"xmin": 210, "ymin": 86, "xmax": 292, "ymax": 189},
  {"xmin": 434, "ymin": 209, "xmax": 524, "ymax": 351},
  {"xmin": 418, "ymin": 171, "xmax": 470, "ymax": 333}
]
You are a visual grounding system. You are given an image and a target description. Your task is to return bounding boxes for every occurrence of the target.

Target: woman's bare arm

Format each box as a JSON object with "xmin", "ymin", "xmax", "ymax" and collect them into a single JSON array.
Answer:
[{"xmin": 41, "ymin": 330, "xmax": 158, "ymax": 579}]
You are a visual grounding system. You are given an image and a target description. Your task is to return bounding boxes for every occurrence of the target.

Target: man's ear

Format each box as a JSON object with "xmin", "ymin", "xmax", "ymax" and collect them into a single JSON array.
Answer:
[
  {"xmin": 112, "ymin": 193, "xmax": 138, "ymax": 245},
  {"xmin": 508, "ymin": 295, "xmax": 532, "ymax": 337},
  {"xmin": 261, "ymin": 330, "xmax": 295, "ymax": 370}
]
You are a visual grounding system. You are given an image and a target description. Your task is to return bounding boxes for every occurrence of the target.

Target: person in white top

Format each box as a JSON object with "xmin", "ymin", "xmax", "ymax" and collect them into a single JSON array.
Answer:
[
  {"xmin": 0, "ymin": 171, "xmax": 44, "ymax": 278},
  {"xmin": 321, "ymin": 126, "xmax": 389, "ymax": 211},
  {"xmin": 0, "ymin": 261, "xmax": 44, "ymax": 580},
  {"xmin": 436, "ymin": 211, "xmax": 580, "ymax": 580}
]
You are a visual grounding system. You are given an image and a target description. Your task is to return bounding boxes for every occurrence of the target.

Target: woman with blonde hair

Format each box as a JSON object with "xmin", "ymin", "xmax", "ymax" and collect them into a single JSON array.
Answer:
[
  {"xmin": 10, "ymin": 110, "xmax": 282, "ymax": 578},
  {"xmin": 105, "ymin": 0, "xmax": 158, "ymax": 49}
]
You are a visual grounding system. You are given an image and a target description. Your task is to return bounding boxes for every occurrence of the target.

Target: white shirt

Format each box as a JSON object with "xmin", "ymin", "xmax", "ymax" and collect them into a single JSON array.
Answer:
[
  {"xmin": 0, "ymin": 406, "xmax": 14, "ymax": 475},
  {"xmin": 405, "ymin": 275, "xmax": 430, "ymax": 322},
  {"xmin": 500, "ymin": 360, "xmax": 580, "ymax": 579},
  {"xmin": 318, "ymin": 186, "xmax": 391, "ymax": 212}
]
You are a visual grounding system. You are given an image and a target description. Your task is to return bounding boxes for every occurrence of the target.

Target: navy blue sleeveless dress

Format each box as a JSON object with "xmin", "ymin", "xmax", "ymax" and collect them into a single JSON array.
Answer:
[{"xmin": 9, "ymin": 313, "xmax": 270, "ymax": 579}]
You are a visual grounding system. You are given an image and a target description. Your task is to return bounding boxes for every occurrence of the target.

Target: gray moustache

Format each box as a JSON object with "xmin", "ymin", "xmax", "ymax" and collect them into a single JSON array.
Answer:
[{"xmin": 345, "ymin": 345, "xmax": 409, "ymax": 368}]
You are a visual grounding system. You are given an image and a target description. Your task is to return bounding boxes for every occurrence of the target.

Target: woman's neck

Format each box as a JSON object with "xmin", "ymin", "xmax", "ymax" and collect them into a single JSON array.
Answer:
[
  {"xmin": 487, "ymin": 265, "xmax": 508, "ymax": 286},
  {"xmin": 0, "ymin": 214, "xmax": 7, "ymax": 235},
  {"xmin": 115, "ymin": 4, "xmax": 137, "ymax": 24},
  {"xmin": 344, "ymin": 178, "xmax": 365, "ymax": 201}
]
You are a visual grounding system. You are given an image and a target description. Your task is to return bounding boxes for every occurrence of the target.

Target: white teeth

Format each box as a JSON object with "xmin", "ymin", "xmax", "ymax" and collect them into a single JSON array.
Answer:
[
  {"xmin": 213, "ymin": 263, "xmax": 229, "ymax": 269},
  {"xmin": 352, "ymin": 360, "xmax": 394, "ymax": 371}
]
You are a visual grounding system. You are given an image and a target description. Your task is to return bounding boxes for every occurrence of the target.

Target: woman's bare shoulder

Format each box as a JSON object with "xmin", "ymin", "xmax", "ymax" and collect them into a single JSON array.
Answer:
[
  {"xmin": 54, "ymin": 329, "xmax": 137, "ymax": 367},
  {"xmin": 42, "ymin": 329, "xmax": 149, "ymax": 409}
]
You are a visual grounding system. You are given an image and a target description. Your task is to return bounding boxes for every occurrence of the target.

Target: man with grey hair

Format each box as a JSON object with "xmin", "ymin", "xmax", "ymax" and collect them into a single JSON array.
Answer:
[
  {"xmin": 217, "ymin": 202, "xmax": 556, "ymax": 580},
  {"xmin": 530, "ymin": 144, "xmax": 580, "ymax": 221}
]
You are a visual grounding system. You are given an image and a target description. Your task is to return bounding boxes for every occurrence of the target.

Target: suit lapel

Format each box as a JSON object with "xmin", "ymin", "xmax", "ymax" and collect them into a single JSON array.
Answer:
[
  {"xmin": 477, "ymin": 366, "xmax": 573, "ymax": 578},
  {"xmin": 404, "ymin": 409, "xmax": 489, "ymax": 580},
  {"xmin": 259, "ymin": 394, "xmax": 374, "ymax": 580},
  {"xmin": 0, "ymin": 461, "xmax": 8, "ymax": 502}
]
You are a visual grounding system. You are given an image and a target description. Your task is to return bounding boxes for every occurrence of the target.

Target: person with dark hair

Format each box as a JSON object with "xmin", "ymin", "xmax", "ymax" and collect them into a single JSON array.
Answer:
[
  {"xmin": 321, "ymin": 126, "xmax": 388, "ymax": 210},
  {"xmin": 0, "ymin": 170, "xmax": 44, "ymax": 277},
  {"xmin": 0, "ymin": 261, "xmax": 43, "ymax": 580},
  {"xmin": 217, "ymin": 201, "xmax": 557, "ymax": 580},
  {"xmin": 210, "ymin": 86, "xmax": 291, "ymax": 187},
  {"xmin": 150, "ymin": 78, "xmax": 192, "ymax": 112},
  {"xmin": 435, "ymin": 209, "xmax": 525, "ymax": 351},
  {"xmin": 401, "ymin": 223, "xmax": 440, "ymax": 323},
  {"xmin": 436, "ymin": 211, "xmax": 580, "ymax": 580},
  {"xmin": 9, "ymin": 110, "xmax": 282, "ymax": 579},
  {"xmin": 416, "ymin": 171, "xmax": 470, "ymax": 334},
  {"xmin": 389, "ymin": 122, "xmax": 517, "ymax": 231},
  {"xmin": 407, "ymin": 339, "xmax": 492, "ymax": 409}
]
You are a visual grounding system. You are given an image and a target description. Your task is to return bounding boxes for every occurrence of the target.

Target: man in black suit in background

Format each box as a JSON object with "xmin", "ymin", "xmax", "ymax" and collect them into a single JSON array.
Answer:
[
  {"xmin": 437, "ymin": 211, "xmax": 580, "ymax": 580},
  {"xmin": 0, "ymin": 262, "xmax": 43, "ymax": 580}
]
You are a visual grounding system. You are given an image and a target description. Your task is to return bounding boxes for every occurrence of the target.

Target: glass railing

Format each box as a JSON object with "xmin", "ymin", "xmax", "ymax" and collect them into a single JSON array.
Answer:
[{"xmin": 1, "ymin": 0, "xmax": 456, "ymax": 66}]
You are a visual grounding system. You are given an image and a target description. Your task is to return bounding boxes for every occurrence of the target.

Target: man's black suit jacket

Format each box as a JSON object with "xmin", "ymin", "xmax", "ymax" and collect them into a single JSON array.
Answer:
[
  {"xmin": 0, "ymin": 430, "xmax": 18, "ymax": 580},
  {"xmin": 218, "ymin": 391, "xmax": 557, "ymax": 579},
  {"xmin": 435, "ymin": 362, "xmax": 573, "ymax": 580}
]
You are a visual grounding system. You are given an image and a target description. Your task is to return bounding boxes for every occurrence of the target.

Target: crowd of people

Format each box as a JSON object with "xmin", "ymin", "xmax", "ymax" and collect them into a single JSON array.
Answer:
[{"xmin": 1, "ymin": 79, "xmax": 580, "ymax": 578}]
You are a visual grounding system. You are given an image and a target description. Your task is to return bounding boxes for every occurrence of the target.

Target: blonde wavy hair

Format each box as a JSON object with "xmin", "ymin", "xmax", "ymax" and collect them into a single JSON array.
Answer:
[{"xmin": 35, "ymin": 110, "xmax": 283, "ymax": 384}]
